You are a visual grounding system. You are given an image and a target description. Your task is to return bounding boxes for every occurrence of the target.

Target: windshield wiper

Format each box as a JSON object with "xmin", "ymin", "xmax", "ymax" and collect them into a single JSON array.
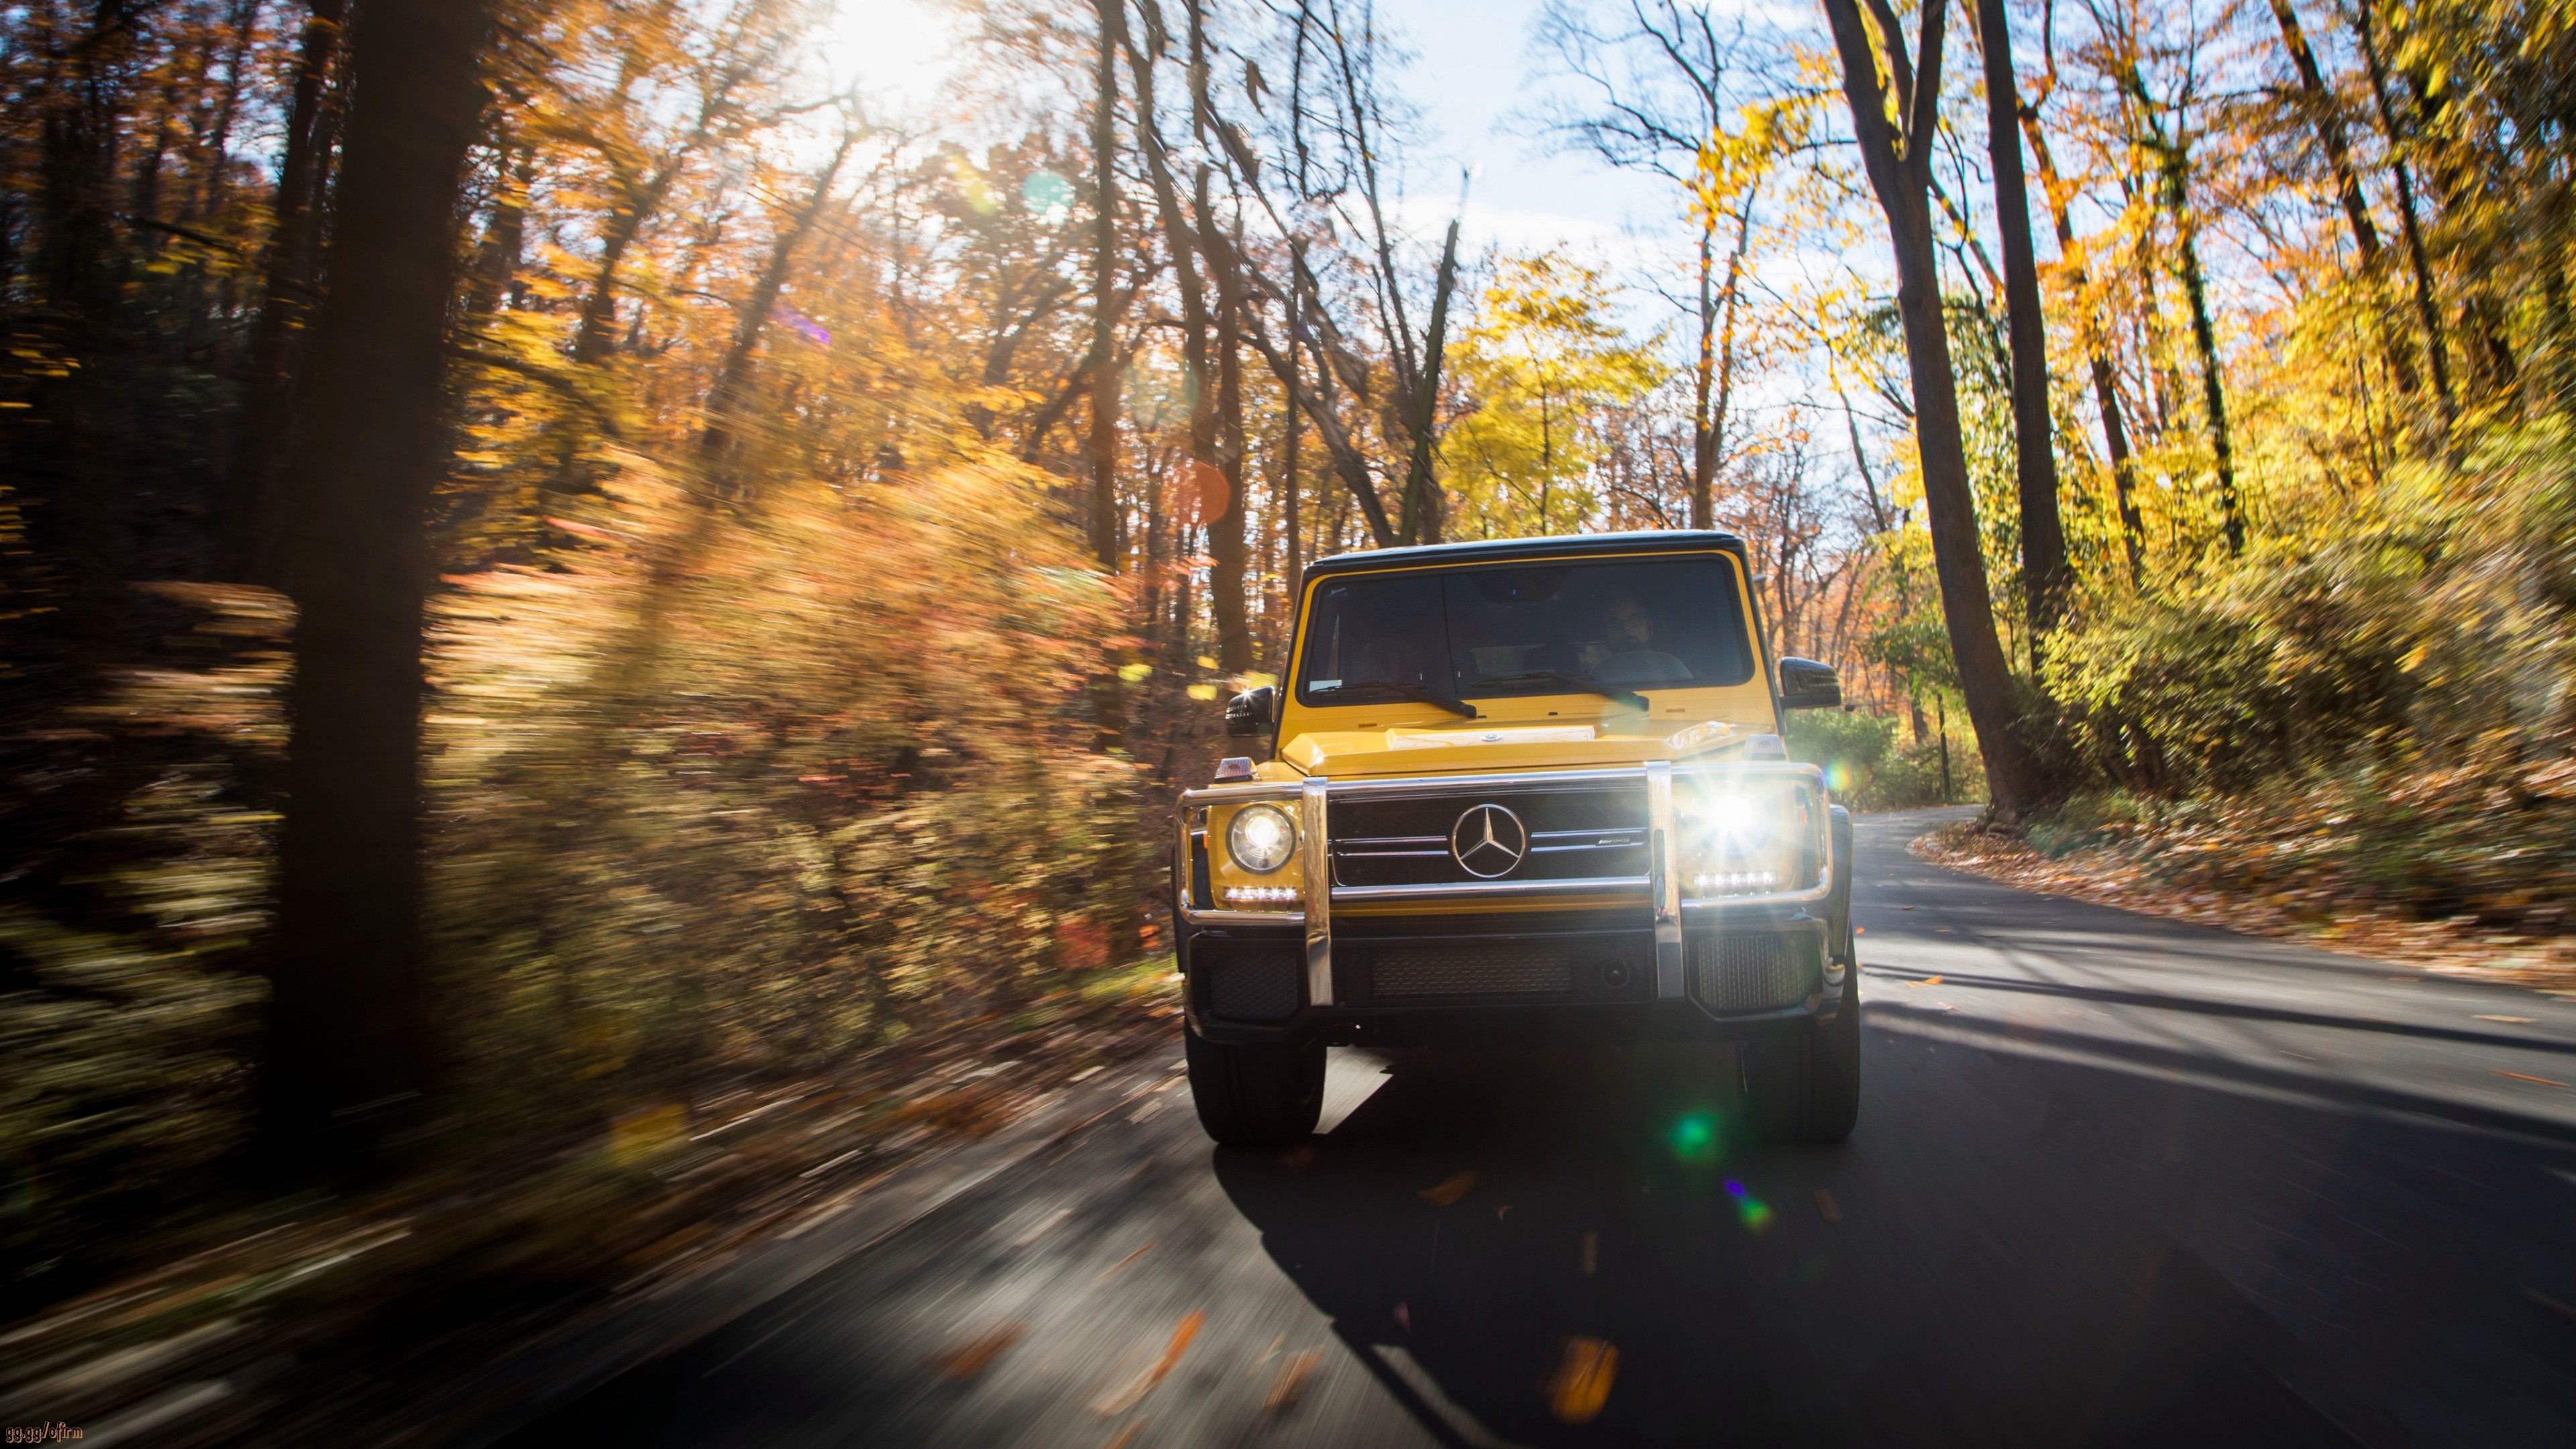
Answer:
[
  {"xmin": 1313, "ymin": 678, "xmax": 1482, "ymax": 718},
  {"xmin": 1471, "ymin": 670, "xmax": 1648, "ymax": 711}
]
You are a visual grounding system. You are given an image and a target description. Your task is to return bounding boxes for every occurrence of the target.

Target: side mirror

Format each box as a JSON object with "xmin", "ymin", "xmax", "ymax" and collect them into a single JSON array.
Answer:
[
  {"xmin": 1224, "ymin": 684, "xmax": 1277, "ymax": 737},
  {"xmin": 1778, "ymin": 657, "xmax": 1842, "ymax": 710}
]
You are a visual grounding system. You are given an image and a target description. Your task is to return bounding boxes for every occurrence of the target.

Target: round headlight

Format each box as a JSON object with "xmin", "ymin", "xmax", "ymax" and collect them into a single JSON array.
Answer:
[
  {"xmin": 1228, "ymin": 803, "xmax": 1297, "ymax": 875},
  {"xmin": 1693, "ymin": 790, "xmax": 1773, "ymax": 852}
]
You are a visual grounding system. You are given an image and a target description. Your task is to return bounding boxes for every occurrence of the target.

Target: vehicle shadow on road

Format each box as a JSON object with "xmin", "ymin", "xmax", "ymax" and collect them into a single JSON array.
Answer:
[{"xmin": 1210, "ymin": 1028, "xmax": 2571, "ymax": 1448}]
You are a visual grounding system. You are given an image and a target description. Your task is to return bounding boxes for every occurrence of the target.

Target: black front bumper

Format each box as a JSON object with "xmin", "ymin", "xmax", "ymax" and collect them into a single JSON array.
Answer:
[{"xmin": 1179, "ymin": 904, "xmax": 1838, "ymax": 1049}]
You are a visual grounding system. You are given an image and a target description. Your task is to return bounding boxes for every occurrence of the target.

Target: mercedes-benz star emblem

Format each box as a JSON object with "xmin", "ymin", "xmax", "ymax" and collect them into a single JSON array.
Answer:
[{"xmin": 1450, "ymin": 803, "xmax": 1529, "ymax": 879}]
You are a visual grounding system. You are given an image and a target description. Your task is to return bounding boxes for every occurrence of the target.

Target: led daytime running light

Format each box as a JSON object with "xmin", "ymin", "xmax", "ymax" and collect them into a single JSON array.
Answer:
[
  {"xmin": 1690, "ymin": 870, "xmax": 1780, "ymax": 894},
  {"xmin": 1222, "ymin": 885, "xmax": 1303, "ymax": 906}
]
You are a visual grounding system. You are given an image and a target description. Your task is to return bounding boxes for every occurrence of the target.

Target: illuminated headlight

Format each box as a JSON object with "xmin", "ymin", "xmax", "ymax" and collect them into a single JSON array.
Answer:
[
  {"xmin": 1223, "ymin": 885, "xmax": 1303, "ymax": 907},
  {"xmin": 1226, "ymin": 803, "xmax": 1297, "ymax": 874},
  {"xmin": 1676, "ymin": 780, "xmax": 1811, "ymax": 896}
]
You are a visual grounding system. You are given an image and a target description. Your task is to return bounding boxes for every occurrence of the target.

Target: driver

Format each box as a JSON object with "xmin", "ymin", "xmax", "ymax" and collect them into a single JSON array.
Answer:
[
  {"xmin": 1574, "ymin": 596, "xmax": 1656, "ymax": 673},
  {"xmin": 1603, "ymin": 595, "xmax": 1655, "ymax": 653}
]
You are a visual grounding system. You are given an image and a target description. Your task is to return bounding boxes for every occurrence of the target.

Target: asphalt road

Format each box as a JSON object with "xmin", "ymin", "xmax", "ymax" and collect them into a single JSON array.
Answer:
[{"xmin": 504, "ymin": 808, "xmax": 2576, "ymax": 1448}]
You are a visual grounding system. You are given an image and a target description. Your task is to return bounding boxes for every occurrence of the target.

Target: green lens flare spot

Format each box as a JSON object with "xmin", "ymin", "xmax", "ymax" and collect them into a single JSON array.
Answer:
[
  {"xmin": 1669, "ymin": 1111, "xmax": 1719, "ymax": 1163},
  {"xmin": 1724, "ymin": 1177, "xmax": 1774, "ymax": 1230}
]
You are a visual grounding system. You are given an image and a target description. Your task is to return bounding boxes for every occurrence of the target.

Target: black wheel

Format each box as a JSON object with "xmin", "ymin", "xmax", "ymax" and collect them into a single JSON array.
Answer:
[
  {"xmin": 1185, "ymin": 1025, "xmax": 1325, "ymax": 1146},
  {"xmin": 1744, "ymin": 963, "xmax": 1861, "ymax": 1143}
]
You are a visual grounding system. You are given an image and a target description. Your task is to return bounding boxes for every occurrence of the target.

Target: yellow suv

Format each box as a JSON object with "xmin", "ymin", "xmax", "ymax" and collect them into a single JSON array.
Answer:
[{"xmin": 1174, "ymin": 532, "xmax": 1858, "ymax": 1146}]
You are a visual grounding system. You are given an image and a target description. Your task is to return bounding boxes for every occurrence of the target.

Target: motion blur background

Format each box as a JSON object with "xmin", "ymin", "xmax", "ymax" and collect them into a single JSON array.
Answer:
[{"xmin": 1, "ymin": 0, "xmax": 2570, "ymax": 1379}]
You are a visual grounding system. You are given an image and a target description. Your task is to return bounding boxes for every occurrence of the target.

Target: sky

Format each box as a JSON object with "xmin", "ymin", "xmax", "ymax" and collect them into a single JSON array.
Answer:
[{"xmin": 820, "ymin": 0, "xmax": 1691, "ymax": 278}]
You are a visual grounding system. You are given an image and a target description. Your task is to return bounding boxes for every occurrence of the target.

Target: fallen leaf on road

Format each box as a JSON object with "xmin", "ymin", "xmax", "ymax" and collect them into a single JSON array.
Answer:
[
  {"xmin": 1097, "ymin": 1240, "xmax": 1155, "ymax": 1281},
  {"xmin": 1814, "ymin": 1188, "xmax": 1842, "ymax": 1222},
  {"xmin": 2496, "ymin": 1070, "xmax": 2569, "ymax": 1087},
  {"xmin": 1936, "ymin": 1002, "xmax": 1957, "ymax": 1012},
  {"xmin": 1855, "ymin": 926, "xmax": 1866, "ymax": 934},
  {"xmin": 1547, "ymin": 1337, "xmax": 1619, "ymax": 1424},
  {"xmin": 1419, "ymin": 1171, "xmax": 1479, "ymax": 1206},
  {"xmin": 1265, "ymin": 1350, "xmax": 1322, "ymax": 1412},
  {"xmin": 930, "ymin": 1321, "xmax": 1026, "ymax": 1379},
  {"xmin": 1908, "ymin": 975, "xmax": 1943, "ymax": 988},
  {"xmin": 1900, "ymin": 906, "xmax": 1915, "ymax": 911},
  {"xmin": 1105, "ymin": 1421, "xmax": 1146, "ymax": 1449},
  {"xmin": 2476, "ymin": 1015, "xmax": 2536, "ymax": 1024},
  {"xmin": 1091, "ymin": 1311, "xmax": 1204, "ymax": 1416}
]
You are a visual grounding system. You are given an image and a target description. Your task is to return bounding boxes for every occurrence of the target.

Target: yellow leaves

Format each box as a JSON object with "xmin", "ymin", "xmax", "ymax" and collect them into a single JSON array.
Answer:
[
  {"xmin": 1185, "ymin": 684, "xmax": 1218, "ymax": 700},
  {"xmin": 1118, "ymin": 661, "xmax": 1155, "ymax": 683},
  {"xmin": 1690, "ymin": 99, "xmax": 1807, "ymax": 221},
  {"xmin": 607, "ymin": 1102, "xmax": 687, "ymax": 1164}
]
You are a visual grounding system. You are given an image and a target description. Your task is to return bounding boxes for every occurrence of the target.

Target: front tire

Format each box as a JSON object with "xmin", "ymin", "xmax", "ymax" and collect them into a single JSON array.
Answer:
[
  {"xmin": 1185, "ymin": 1026, "xmax": 1325, "ymax": 1146},
  {"xmin": 1744, "ymin": 964, "xmax": 1861, "ymax": 1143}
]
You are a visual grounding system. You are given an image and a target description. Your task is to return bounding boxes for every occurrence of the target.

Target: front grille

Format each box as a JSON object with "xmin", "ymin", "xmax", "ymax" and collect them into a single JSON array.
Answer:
[
  {"xmin": 1689, "ymin": 932, "xmax": 1815, "ymax": 1013},
  {"xmin": 1202, "ymin": 949, "xmax": 1302, "ymax": 1022},
  {"xmin": 1330, "ymin": 789, "xmax": 1646, "ymax": 888},
  {"xmin": 1369, "ymin": 943, "xmax": 1573, "ymax": 998}
]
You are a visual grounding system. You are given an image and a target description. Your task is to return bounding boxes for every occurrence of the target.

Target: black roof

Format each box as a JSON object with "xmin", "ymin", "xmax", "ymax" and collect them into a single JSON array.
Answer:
[{"xmin": 1301, "ymin": 530, "xmax": 1750, "ymax": 582}]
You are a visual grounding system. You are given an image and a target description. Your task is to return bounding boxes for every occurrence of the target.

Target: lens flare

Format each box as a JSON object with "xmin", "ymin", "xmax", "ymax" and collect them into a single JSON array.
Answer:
[
  {"xmin": 1669, "ymin": 1111, "xmax": 1719, "ymax": 1164},
  {"xmin": 1724, "ymin": 1177, "xmax": 1774, "ymax": 1230}
]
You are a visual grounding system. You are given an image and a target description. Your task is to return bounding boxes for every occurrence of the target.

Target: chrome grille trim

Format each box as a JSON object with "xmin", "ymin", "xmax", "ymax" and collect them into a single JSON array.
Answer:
[{"xmin": 1174, "ymin": 760, "xmax": 1835, "ymax": 934}]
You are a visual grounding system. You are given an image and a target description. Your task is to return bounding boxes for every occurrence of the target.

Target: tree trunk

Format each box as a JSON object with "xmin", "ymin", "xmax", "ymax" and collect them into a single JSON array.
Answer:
[
  {"xmin": 2116, "ymin": 58, "xmax": 2244, "ymax": 558},
  {"xmin": 1689, "ymin": 215, "xmax": 1717, "ymax": 529},
  {"xmin": 1823, "ymin": 0, "xmax": 2047, "ymax": 811},
  {"xmin": 225, "ymin": 0, "xmax": 347, "ymax": 583},
  {"xmin": 1210, "ymin": 211, "xmax": 1253, "ymax": 674},
  {"xmin": 2174, "ymin": 222, "xmax": 2242, "ymax": 557},
  {"xmin": 697, "ymin": 125, "xmax": 857, "ymax": 480},
  {"xmin": 1282, "ymin": 241, "xmax": 1303, "ymax": 602},
  {"xmin": 266, "ymin": 0, "xmax": 494, "ymax": 1169},
  {"xmin": 1086, "ymin": 0, "xmax": 1126, "ymax": 755},
  {"xmin": 2018, "ymin": 109, "xmax": 2144, "ymax": 577},
  {"xmin": 2353, "ymin": 3, "xmax": 2455, "ymax": 426},
  {"xmin": 1398, "ymin": 217, "xmax": 1461, "ymax": 546},
  {"xmin": 1707, "ymin": 192, "xmax": 1755, "ymax": 529},
  {"xmin": 1972, "ymin": 0, "xmax": 2070, "ymax": 641}
]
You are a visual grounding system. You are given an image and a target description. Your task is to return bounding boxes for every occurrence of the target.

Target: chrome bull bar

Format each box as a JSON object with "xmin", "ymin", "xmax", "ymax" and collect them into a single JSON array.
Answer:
[{"xmin": 1173, "ymin": 761, "xmax": 1835, "ymax": 1008}]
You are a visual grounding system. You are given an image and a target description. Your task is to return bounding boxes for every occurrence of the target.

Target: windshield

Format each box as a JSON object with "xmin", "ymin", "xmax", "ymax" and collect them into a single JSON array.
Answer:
[{"xmin": 1293, "ymin": 555, "xmax": 1755, "ymax": 708}]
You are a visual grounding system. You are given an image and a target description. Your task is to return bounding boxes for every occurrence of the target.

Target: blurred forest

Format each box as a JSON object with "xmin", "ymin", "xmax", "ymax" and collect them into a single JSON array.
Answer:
[{"xmin": 2, "ymin": 0, "xmax": 2572, "ymax": 1318}]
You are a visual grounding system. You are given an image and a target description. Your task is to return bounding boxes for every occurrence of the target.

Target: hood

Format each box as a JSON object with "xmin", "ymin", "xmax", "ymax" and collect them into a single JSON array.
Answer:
[{"xmin": 1278, "ymin": 719, "xmax": 1750, "ymax": 778}]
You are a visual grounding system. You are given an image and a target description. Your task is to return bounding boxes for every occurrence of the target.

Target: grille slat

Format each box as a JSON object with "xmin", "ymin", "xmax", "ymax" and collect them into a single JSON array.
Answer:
[{"xmin": 1688, "ymin": 933, "xmax": 1815, "ymax": 1013}]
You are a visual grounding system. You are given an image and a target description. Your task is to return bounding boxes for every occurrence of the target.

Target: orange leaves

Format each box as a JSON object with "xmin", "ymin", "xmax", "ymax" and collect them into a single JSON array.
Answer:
[
  {"xmin": 929, "ymin": 1322, "xmax": 1026, "ymax": 1380},
  {"xmin": 1263, "ymin": 1349, "xmax": 1322, "ymax": 1413},
  {"xmin": 1546, "ymin": 1337, "xmax": 1619, "ymax": 1424},
  {"xmin": 1091, "ymin": 1311, "xmax": 1205, "ymax": 1417},
  {"xmin": 1417, "ymin": 1171, "xmax": 1479, "ymax": 1207}
]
